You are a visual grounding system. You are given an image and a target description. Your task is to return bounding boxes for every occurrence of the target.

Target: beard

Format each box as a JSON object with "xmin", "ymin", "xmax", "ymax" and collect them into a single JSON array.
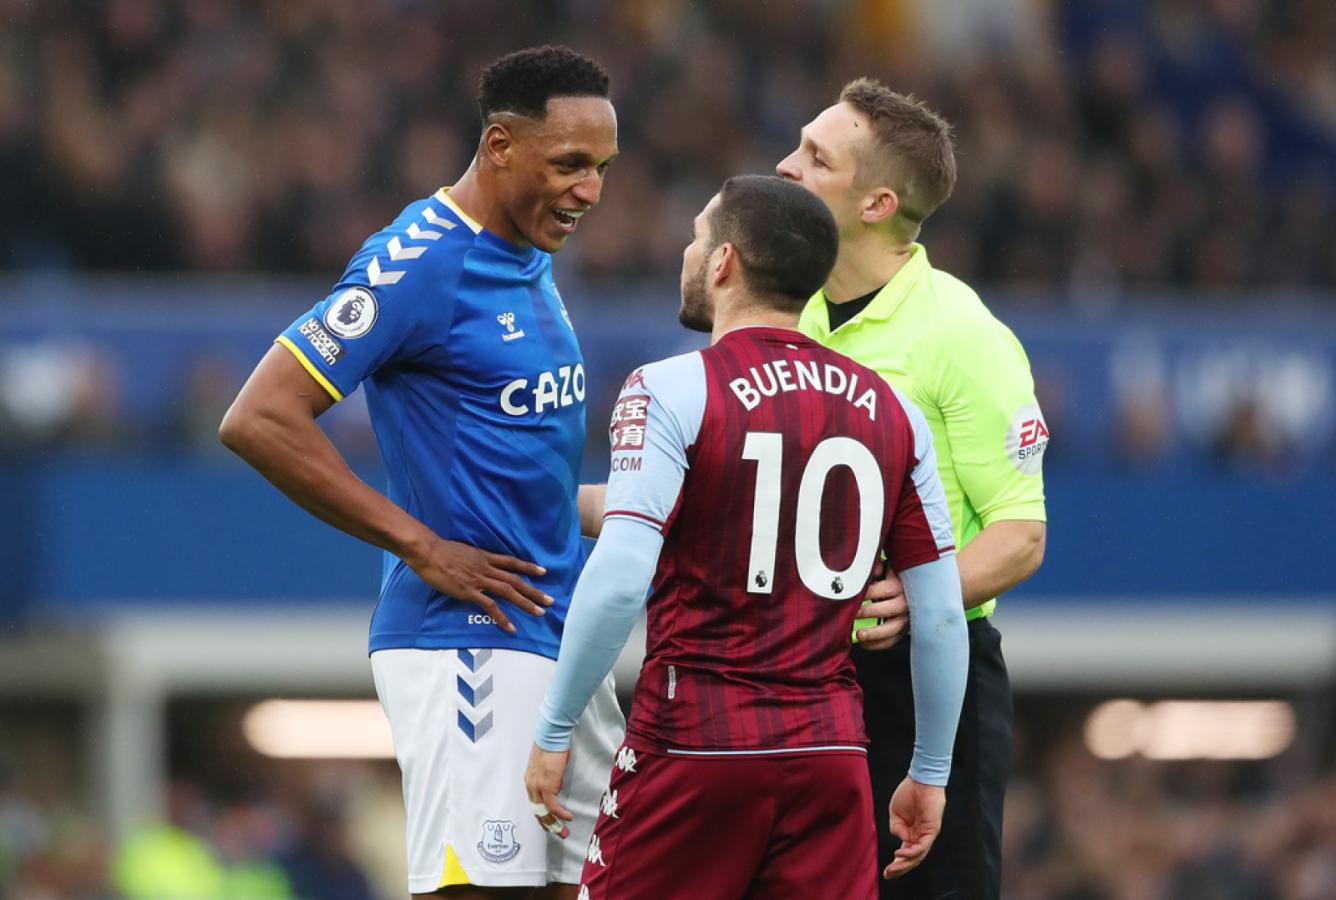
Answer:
[{"xmin": 678, "ymin": 259, "xmax": 713, "ymax": 333}]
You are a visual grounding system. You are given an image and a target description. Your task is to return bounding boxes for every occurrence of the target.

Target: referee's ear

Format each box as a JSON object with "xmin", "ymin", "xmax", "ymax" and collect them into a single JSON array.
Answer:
[{"xmin": 860, "ymin": 186, "xmax": 899, "ymax": 226}]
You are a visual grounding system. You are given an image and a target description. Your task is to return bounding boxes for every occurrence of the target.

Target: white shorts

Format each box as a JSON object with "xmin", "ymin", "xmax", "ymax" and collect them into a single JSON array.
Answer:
[{"xmin": 372, "ymin": 647, "xmax": 624, "ymax": 893}]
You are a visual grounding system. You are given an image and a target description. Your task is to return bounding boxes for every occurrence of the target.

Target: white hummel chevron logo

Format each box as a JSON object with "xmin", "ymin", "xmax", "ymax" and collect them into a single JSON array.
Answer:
[
  {"xmin": 386, "ymin": 237, "xmax": 426, "ymax": 261},
  {"xmin": 600, "ymin": 789, "xmax": 619, "ymax": 819},
  {"xmin": 422, "ymin": 207, "xmax": 458, "ymax": 230},
  {"xmin": 407, "ymin": 222, "xmax": 442, "ymax": 241},
  {"xmin": 577, "ymin": 887, "xmax": 590, "ymax": 900},
  {"xmin": 586, "ymin": 834, "xmax": 606, "ymax": 867},
  {"xmin": 614, "ymin": 747, "xmax": 638, "ymax": 773},
  {"xmin": 367, "ymin": 256, "xmax": 404, "ymax": 286}
]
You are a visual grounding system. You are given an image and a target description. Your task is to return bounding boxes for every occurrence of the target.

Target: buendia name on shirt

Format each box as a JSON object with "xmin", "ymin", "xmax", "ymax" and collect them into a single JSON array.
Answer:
[{"xmin": 728, "ymin": 358, "xmax": 878, "ymax": 420}]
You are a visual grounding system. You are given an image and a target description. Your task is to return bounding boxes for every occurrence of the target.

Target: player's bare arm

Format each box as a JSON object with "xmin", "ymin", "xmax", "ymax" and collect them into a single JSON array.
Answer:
[
  {"xmin": 576, "ymin": 483, "xmax": 607, "ymax": 538},
  {"xmin": 219, "ymin": 345, "xmax": 553, "ymax": 633}
]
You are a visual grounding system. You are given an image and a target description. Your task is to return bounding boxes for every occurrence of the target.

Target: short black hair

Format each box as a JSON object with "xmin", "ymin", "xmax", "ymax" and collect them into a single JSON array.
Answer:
[
  {"xmin": 477, "ymin": 45, "xmax": 610, "ymax": 122},
  {"xmin": 708, "ymin": 175, "xmax": 839, "ymax": 308}
]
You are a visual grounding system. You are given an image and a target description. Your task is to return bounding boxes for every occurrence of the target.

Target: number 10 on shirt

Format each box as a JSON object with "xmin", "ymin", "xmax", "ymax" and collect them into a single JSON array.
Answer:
[{"xmin": 741, "ymin": 431, "xmax": 885, "ymax": 600}]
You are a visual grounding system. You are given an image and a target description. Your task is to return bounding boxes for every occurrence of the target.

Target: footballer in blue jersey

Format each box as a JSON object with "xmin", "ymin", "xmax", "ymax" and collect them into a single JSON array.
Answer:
[
  {"xmin": 222, "ymin": 46, "xmax": 624, "ymax": 898},
  {"xmin": 277, "ymin": 187, "xmax": 587, "ymax": 660}
]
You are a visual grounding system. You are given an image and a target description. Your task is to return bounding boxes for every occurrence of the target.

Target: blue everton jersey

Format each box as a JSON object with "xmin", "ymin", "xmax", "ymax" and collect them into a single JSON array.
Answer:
[{"xmin": 277, "ymin": 189, "xmax": 587, "ymax": 659}]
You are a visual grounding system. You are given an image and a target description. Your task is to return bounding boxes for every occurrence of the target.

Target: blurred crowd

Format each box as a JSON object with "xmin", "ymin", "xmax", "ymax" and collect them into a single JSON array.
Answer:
[
  {"xmin": 3, "ymin": 718, "xmax": 1333, "ymax": 899},
  {"xmin": 1003, "ymin": 731, "xmax": 1336, "ymax": 900},
  {"xmin": 1, "ymin": 765, "xmax": 393, "ymax": 900},
  {"xmin": 2, "ymin": 0, "xmax": 1335, "ymax": 291},
  {"xmin": 0, "ymin": 337, "xmax": 381, "ymax": 460}
]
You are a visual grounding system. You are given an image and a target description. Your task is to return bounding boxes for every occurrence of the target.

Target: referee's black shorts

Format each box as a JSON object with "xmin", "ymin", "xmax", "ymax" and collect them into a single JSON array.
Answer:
[{"xmin": 854, "ymin": 616, "xmax": 1013, "ymax": 900}]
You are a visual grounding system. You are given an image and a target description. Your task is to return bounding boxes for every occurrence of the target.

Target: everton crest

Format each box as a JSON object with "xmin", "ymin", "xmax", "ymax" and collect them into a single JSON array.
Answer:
[{"xmin": 478, "ymin": 819, "xmax": 521, "ymax": 863}]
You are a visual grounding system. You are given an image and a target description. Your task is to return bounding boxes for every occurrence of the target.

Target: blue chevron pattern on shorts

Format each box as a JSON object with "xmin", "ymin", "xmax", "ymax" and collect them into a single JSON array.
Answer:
[
  {"xmin": 456, "ymin": 674, "xmax": 494, "ymax": 707},
  {"xmin": 457, "ymin": 708, "xmax": 494, "ymax": 742},
  {"xmin": 456, "ymin": 649, "xmax": 495, "ymax": 742},
  {"xmin": 458, "ymin": 648, "xmax": 493, "ymax": 673}
]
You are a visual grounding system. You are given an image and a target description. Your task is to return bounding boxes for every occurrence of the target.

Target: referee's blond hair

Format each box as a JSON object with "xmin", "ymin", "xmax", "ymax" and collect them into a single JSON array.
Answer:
[{"xmin": 840, "ymin": 78, "xmax": 957, "ymax": 226}]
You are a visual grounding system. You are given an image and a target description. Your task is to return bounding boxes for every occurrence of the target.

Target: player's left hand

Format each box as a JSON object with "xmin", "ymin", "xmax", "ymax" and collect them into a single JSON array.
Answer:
[
  {"xmin": 883, "ymin": 776, "xmax": 945, "ymax": 879},
  {"xmin": 524, "ymin": 743, "xmax": 574, "ymax": 840},
  {"xmin": 856, "ymin": 562, "xmax": 909, "ymax": 651}
]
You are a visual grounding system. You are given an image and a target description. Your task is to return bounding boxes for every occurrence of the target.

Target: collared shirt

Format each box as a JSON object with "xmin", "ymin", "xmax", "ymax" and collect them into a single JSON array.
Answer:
[{"xmin": 798, "ymin": 243, "xmax": 1048, "ymax": 619}]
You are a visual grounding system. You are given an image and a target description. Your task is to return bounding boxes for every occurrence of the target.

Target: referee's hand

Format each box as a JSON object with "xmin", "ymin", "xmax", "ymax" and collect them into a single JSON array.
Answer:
[
  {"xmin": 884, "ymin": 776, "xmax": 946, "ymax": 879},
  {"xmin": 409, "ymin": 537, "xmax": 553, "ymax": 633},
  {"xmin": 855, "ymin": 563, "xmax": 909, "ymax": 650}
]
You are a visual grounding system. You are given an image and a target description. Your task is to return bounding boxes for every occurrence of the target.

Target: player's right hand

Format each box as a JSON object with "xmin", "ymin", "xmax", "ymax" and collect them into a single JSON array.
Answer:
[
  {"xmin": 855, "ymin": 563, "xmax": 909, "ymax": 651},
  {"xmin": 884, "ymin": 777, "xmax": 946, "ymax": 879},
  {"xmin": 524, "ymin": 743, "xmax": 574, "ymax": 840},
  {"xmin": 409, "ymin": 538, "xmax": 553, "ymax": 633}
]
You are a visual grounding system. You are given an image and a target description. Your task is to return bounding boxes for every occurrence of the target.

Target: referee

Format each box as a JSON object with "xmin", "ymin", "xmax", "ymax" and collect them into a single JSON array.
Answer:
[{"xmin": 779, "ymin": 79, "xmax": 1049, "ymax": 899}]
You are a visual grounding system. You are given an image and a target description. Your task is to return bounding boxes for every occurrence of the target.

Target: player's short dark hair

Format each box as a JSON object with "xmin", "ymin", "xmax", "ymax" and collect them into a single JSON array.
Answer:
[
  {"xmin": 477, "ymin": 45, "xmax": 610, "ymax": 122},
  {"xmin": 839, "ymin": 78, "xmax": 956, "ymax": 223},
  {"xmin": 708, "ymin": 175, "xmax": 839, "ymax": 309}
]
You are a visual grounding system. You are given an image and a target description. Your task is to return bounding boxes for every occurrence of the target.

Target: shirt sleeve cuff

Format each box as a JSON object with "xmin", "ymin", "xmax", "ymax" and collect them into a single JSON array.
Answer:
[
  {"xmin": 978, "ymin": 501, "xmax": 1046, "ymax": 529},
  {"xmin": 533, "ymin": 715, "xmax": 574, "ymax": 752},
  {"xmin": 603, "ymin": 509, "xmax": 666, "ymax": 532},
  {"xmin": 275, "ymin": 335, "xmax": 345, "ymax": 402}
]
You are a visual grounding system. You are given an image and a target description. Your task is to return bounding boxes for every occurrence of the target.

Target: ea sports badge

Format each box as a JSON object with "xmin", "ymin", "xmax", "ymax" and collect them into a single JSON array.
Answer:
[
  {"xmin": 1005, "ymin": 403, "xmax": 1050, "ymax": 474},
  {"xmin": 324, "ymin": 287, "xmax": 378, "ymax": 339}
]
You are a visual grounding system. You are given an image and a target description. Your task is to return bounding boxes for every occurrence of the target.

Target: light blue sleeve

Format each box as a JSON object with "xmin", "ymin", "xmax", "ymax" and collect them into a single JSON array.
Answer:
[
  {"xmin": 602, "ymin": 352, "xmax": 705, "ymax": 531},
  {"xmin": 534, "ymin": 517, "xmax": 664, "ymax": 751},
  {"xmin": 902, "ymin": 554, "xmax": 968, "ymax": 786},
  {"xmin": 534, "ymin": 353, "xmax": 706, "ymax": 750}
]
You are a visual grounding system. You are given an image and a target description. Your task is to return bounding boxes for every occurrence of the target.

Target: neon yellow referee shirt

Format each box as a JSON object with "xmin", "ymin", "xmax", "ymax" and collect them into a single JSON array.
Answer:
[{"xmin": 799, "ymin": 243, "xmax": 1048, "ymax": 620}]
